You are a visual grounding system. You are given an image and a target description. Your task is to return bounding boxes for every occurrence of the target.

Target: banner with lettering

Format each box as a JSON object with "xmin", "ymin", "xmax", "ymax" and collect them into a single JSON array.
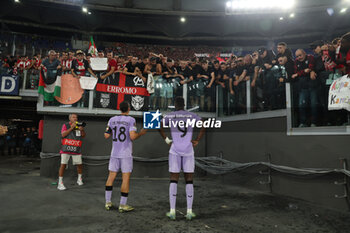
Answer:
[
  {"xmin": 0, "ymin": 75, "xmax": 19, "ymax": 96},
  {"xmin": 328, "ymin": 75, "xmax": 350, "ymax": 111},
  {"xmin": 95, "ymin": 73, "xmax": 150, "ymax": 111}
]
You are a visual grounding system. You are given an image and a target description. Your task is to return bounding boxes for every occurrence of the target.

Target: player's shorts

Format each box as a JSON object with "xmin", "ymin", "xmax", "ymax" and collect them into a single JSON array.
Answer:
[
  {"xmin": 61, "ymin": 153, "xmax": 82, "ymax": 165},
  {"xmin": 169, "ymin": 153, "xmax": 195, "ymax": 173},
  {"xmin": 109, "ymin": 157, "xmax": 133, "ymax": 173},
  {"xmin": 160, "ymin": 82, "xmax": 174, "ymax": 98}
]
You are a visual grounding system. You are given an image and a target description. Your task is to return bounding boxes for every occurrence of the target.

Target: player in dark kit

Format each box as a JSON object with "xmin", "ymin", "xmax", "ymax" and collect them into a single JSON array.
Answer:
[{"xmin": 104, "ymin": 101, "xmax": 147, "ymax": 212}]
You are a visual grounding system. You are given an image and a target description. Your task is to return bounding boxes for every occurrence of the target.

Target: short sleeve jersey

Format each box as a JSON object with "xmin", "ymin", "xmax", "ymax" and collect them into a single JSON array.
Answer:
[
  {"xmin": 106, "ymin": 115, "xmax": 137, "ymax": 158},
  {"xmin": 162, "ymin": 110, "xmax": 201, "ymax": 156}
]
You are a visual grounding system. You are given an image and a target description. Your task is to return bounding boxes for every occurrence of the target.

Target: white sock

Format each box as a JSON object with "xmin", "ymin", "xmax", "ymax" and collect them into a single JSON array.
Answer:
[
  {"xmin": 78, "ymin": 174, "xmax": 82, "ymax": 180},
  {"xmin": 170, "ymin": 208, "xmax": 175, "ymax": 214},
  {"xmin": 187, "ymin": 209, "xmax": 192, "ymax": 214},
  {"xmin": 58, "ymin": 177, "xmax": 63, "ymax": 184}
]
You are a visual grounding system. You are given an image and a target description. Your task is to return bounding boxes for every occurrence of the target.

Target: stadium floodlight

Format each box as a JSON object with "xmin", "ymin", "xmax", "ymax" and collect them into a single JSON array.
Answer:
[
  {"xmin": 289, "ymin": 12, "xmax": 295, "ymax": 18},
  {"xmin": 340, "ymin": 8, "xmax": 347, "ymax": 13},
  {"xmin": 88, "ymin": 11, "xmax": 92, "ymax": 15},
  {"xmin": 14, "ymin": 0, "xmax": 20, "ymax": 3},
  {"xmin": 82, "ymin": 7, "xmax": 88, "ymax": 13},
  {"xmin": 279, "ymin": 16, "xmax": 284, "ymax": 20},
  {"xmin": 281, "ymin": 0, "xmax": 295, "ymax": 9},
  {"xmin": 327, "ymin": 8, "xmax": 334, "ymax": 16},
  {"xmin": 229, "ymin": 0, "xmax": 295, "ymax": 11},
  {"xmin": 180, "ymin": 17, "xmax": 186, "ymax": 23}
]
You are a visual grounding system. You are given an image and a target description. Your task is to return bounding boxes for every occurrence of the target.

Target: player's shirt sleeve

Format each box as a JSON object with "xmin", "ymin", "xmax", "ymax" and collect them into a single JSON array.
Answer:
[
  {"xmin": 129, "ymin": 118, "xmax": 137, "ymax": 132},
  {"xmin": 105, "ymin": 119, "xmax": 112, "ymax": 134}
]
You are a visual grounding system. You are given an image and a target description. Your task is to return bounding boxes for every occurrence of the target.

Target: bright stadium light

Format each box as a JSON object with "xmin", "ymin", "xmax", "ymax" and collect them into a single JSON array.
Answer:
[
  {"xmin": 82, "ymin": 7, "xmax": 88, "ymax": 13},
  {"xmin": 88, "ymin": 11, "xmax": 92, "ymax": 15},
  {"xmin": 279, "ymin": 16, "xmax": 284, "ymax": 20},
  {"xmin": 289, "ymin": 12, "xmax": 295, "ymax": 18},
  {"xmin": 14, "ymin": 0, "xmax": 20, "ymax": 3},
  {"xmin": 327, "ymin": 8, "xmax": 334, "ymax": 16},
  {"xmin": 229, "ymin": 0, "xmax": 295, "ymax": 11},
  {"xmin": 340, "ymin": 8, "xmax": 347, "ymax": 13},
  {"xmin": 180, "ymin": 17, "xmax": 186, "ymax": 23},
  {"xmin": 282, "ymin": 0, "xmax": 296, "ymax": 9}
]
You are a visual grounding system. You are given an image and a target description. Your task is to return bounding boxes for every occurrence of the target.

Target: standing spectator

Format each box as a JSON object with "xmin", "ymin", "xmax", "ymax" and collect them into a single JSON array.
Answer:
[
  {"xmin": 257, "ymin": 48, "xmax": 276, "ymax": 111},
  {"xmin": 270, "ymin": 56, "xmax": 288, "ymax": 109},
  {"xmin": 61, "ymin": 52, "xmax": 71, "ymax": 75},
  {"xmin": 276, "ymin": 42, "xmax": 294, "ymax": 79},
  {"xmin": 309, "ymin": 40, "xmax": 337, "ymax": 125},
  {"xmin": 98, "ymin": 50, "xmax": 105, "ymax": 58},
  {"xmin": 138, "ymin": 56, "xmax": 149, "ymax": 74},
  {"xmin": 197, "ymin": 60, "xmax": 213, "ymax": 111},
  {"xmin": 340, "ymin": 32, "xmax": 350, "ymax": 74},
  {"xmin": 233, "ymin": 57, "xmax": 247, "ymax": 114},
  {"xmin": 161, "ymin": 58, "xmax": 177, "ymax": 110},
  {"xmin": 292, "ymin": 49, "xmax": 317, "ymax": 127},
  {"xmin": 100, "ymin": 51, "xmax": 117, "ymax": 81},
  {"xmin": 218, "ymin": 62, "xmax": 231, "ymax": 115},
  {"xmin": 29, "ymin": 53, "xmax": 42, "ymax": 89},
  {"xmin": 188, "ymin": 58, "xmax": 201, "ymax": 108},
  {"xmin": 123, "ymin": 57, "xmax": 140, "ymax": 76},
  {"xmin": 68, "ymin": 51, "xmax": 75, "ymax": 61},
  {"xmin": 147, "ymin": 57, "xmax": 162, "ymax": 109},
  {"xmin": 14, "ymin": 55, "xmax": 27, "ymax": 88},
  {"xmin": 40, "ymin": 50, "xmax": 61, "ymax": 104},
  {"xmin": 71, "ymin": 50, "xmax": 97, "ymax": 107}
]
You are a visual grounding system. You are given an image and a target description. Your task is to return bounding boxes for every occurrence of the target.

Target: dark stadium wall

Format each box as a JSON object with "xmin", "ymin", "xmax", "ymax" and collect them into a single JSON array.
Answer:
[
  {"xmin": 206, "ymin": 117, "xmax": 350, "ymax": 211},
  {"xmin": 40, "ymin": 115, "xmax": 206, "ymax": 178}
]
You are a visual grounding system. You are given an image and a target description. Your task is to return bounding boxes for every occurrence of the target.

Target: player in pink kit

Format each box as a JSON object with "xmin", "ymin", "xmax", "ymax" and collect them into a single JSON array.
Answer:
[
  {"xmin": 104, "ymin": 101, "xmax": 147, "ymax": 212},
  {"xmin": 159, "ymin": 97, "xmax": 205, "ymax": 220}
]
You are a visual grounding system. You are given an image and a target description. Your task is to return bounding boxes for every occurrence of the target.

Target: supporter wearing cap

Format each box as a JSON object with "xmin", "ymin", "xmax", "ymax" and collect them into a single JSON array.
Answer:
[
  {"xmin": 71, "ymin": 50, "xmax": 97, "ymax": 107},
  {"xmin": 71, "ymin": 50, "xmax": 96, "ymax": 78}
]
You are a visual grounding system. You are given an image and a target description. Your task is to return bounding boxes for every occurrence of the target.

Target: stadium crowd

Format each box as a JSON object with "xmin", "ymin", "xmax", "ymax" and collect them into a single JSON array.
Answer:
[{"xmin": 1, "ymin": 31, "xmax": 350, "ymax": 127}]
